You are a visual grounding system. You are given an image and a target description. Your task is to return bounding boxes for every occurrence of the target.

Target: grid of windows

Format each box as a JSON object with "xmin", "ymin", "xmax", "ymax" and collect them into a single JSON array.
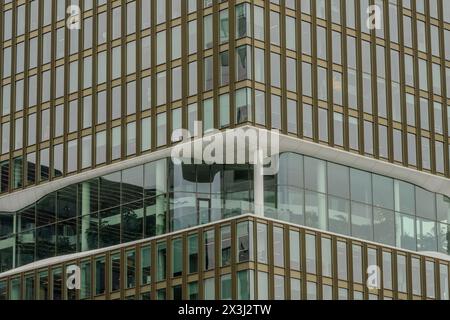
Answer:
[
  {"xmin": 0, "ymin": 0, "xmax": 450, "ymax": 196},
  {"xmin": 268, "ymin": 152, "xmax": 450, "ymax": 254},
  {"xmin": 0, "ymin": 215, "xmax": 448, "ymax": 300}
]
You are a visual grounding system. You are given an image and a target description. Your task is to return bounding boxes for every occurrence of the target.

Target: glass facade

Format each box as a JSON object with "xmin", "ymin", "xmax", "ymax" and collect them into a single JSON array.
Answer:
[
  {"xmin": 268, "ymin": 153, "xmax": 450, "ymax": 254},
  {"xmin": 0, "ymin": 152, "xmax": 449, "ymax": 272},
  {"xmin": 0, "ymin": 157, "xmax": 254, "ymax": 272},
  {"xmin": 0, "ymin": 0, "xmax": 450, "ymax": 301},
  {"xmin": 0, "ymin": 215, "xmax": 448, "ymax": 300},
  {"xmin": 0, "ymin": 0, "xmax": 448, "ymax": 197}
]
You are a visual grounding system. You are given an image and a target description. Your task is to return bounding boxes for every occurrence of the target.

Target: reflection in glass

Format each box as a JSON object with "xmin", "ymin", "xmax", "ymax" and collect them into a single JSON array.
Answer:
[
  {"xmin": 396, "ymin": 212, "xmax": 416, "ymax": 251},
  {"xmin": 328, "ymin": 196, "xmax": 350, "ymax": 235},
  {"xmin": 290, "ymin": 230, "xmax": 300, "ymax": 271},
  {"xmin": 157, "ymin": 242, "xmax": 167, "ymax": 281},
  {"xmin": 412, "ymin": 257, "xmax": 421, "ymax": 296},
  {"xmin": 321, "ymin": 237, "xmax": 332, "ymax": 277},
  {"xmin": 237, "ymin": 270, "xmax": 254, "ymax": 300},
  {"xmin": 397, "ymin": 254, "xmax": 407, "ymax": 293},
  {"xmin": 373, "ymin": 208, "xmax": 395, "ymax": 246},
  {"xmin": 351, "ymin": 202, "xmax": 373, "ymax": 241},
  {"xmin": 140, "ymin": 246, "xmax": 151, "ymax": 285},
  {"xmin": 352, "ymin": 245, "xmax": 362, "ymax": 283},
  {"xmin": 306, "ymin": 234, "xmax": 316, "ymax": 274},
  {"xmin": 204, "ymin": 230, "xmax": 215, "ymax": 271},
  {"xmin": 172, "ymin": 238, "xmax": 183, "ymax": 277},
  {"xmin": 221, "ymin": 226, "xmax": 231, "ymax": 267}
]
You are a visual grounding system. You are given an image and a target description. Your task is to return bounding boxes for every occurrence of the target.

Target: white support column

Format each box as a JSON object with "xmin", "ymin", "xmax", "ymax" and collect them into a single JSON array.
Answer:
[
  {"xmin": 318, "ymin": 161, "xmax": 327, "ymax": 230},
  {"xmin": 12, "ymin": 214, "xmax": 16, "ymax": 269},
  {"xmin": 81, "ymin": 182, "xmax": 90, "ymax": 251},
  {"xmin": 155, "ymin": 159, "xmax": 167, "ymax": 235},
  {"xmin": 253, "ymin": 149, "xmax": 264, "ymax": 217}
]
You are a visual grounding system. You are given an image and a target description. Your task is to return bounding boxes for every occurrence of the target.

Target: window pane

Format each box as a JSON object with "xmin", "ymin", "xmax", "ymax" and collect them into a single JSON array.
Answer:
[{"xmin": 273, "ymin": 227, "xmax": 284, "ymax": 268}]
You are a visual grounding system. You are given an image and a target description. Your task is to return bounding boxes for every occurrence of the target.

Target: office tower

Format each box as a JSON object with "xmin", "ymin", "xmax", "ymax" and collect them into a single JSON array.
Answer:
[{"xmin": 0, "ymin": 0, "xmax": 450, "ymax": 300}]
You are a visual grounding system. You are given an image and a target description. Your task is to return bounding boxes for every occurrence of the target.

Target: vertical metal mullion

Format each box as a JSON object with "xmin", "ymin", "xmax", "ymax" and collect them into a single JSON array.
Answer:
[
  {"xmin": 385, "ymin": 1, "xmax": 395, "ymax": 164},
  {"xmin": 0, "ymin": 0, "xmax": 3, "ymax": 81},
  {"xmin": 264, "ymin": 1, "xmax": 272, "ymax": 129},
  {"xmin": 91, "ymin": 3, "xmax": 99, "ymax": 166},
  {"xmin": 89, "ymin": 256, "xmax": 94, "ymax": 300},
  {"xmin": 104, "ymin": 252, "xmax": 110, "ymax": 299},
  {"xmin": 62, "ymin": 261, "xmax": 67, "ymax": 300},
  {"xmin": 370, "ymin": 0, "xmax": 380, "ymax": 159},
  {"xmin": 406, "ymin": 252, "xmax": 412, "ymax": 300},
  {"xmin": 166, "ymin": 0, "xmax": 172, "ymax": 149},
  {"xmin": 296, "ymin": 0, "xmax": 303, "ymax": 138},
  {"xmin": 229, "ymin": 0, "xmax": 236, "ymax": 128},
  {"xmin": 181, "ymin": 0, "xmax": 188, "ymax": 131},
  {"xmin": 300, "ymin": 228, "xmax": 306, "ymax": 299},
  {"xmin": 75, "ymin": 3, "xmax": 83, "ymax": 177},
  {"xmin": 348, "ymin": 240, "xmax": 355, "ymax": 299},
  {"xmin": 9, "ymin": 0, "xmax": 17, "ymax": 192},
  {"xmin": 280, "ymin": 1, "xmax": 287, "ymax": 135},
  {"xmin": 354, "ymin": 0, "xmax": 365, "ymax": 154},
  {"xmin": 212, "ymin": 1, "xmax": 219, "ymax": 130},
  {"xmin": 182, "ymin": 233, "xmax": 188, "ymax": 299},
  {"xmin": 433, "ymin": 258, "xmax": 439, "ymax": 300},
  {"xmin": 21, "ymin": 1, "xmax": 30, "ymax": 189},
  {"xmin": 198, "ymin": 226, "xmax": 204, "ymax": 299},
  {"xmin": 21, "ymin": 2, "xmax": 29, "ymax": 189},
  {"xmin": 325, "ymin": 0, "xmax": 334, "ymax": 146},
  {"xmin": 341, "ymin": 0, "xmax": 350, "ymax": 151},
  {"xmin": 133, "ymin": 241, "xmax": 140, "ymax": 298},
  {"xmin": 331, "ymin": 236, "xmax": 337, "ymax": 300},
  {"xmin": 311, "ymin": 0, "xmax": 319, "ymax": 142},
  {"xmin": 150, "ymin": 0, "xmax": 157, "ymax": 151},
  {"xmin": 252, "ymin": 217, "xmax": 259, "ymax": 299},
  {"xmin": 250, "ymin": 2, "xmax": 256, "ymax": 128},
  {"xmin": 47, "ymin": 1, "xmax": 55, "ymax": 181},
  {"xmin": 267, "ymin": 220, "xmax": 274, "ymax": 299},
  {"xmin": 219, "ymin": 222, "xmax": 226, "ymax": 299},
  {"xmin": 136, "ymin": 0, "xmax": 143, "ymax": 156},
  {"xmin": 420, "ymin": 257, "xmax": 425, "ymax": 300},
  {"xmin": 77, "ymin": 1, "xmax": 87, "ymax": 179},
  {"xmin": 197, "ymin": 3, "xmax": 204, "ymax": 127},
  {"xmin": 378, "ymin": 248, "xmax": 385, "ymax": 299},
  {"xmin": 423, "ymin": 1, "xmax": 437, "ymax": 174},
  {"xmin": 150, "ymin": 240, "xmax": 156, "ymax": 300},
  {"xmin": 284, "ymin": 226, "xmax": 291, "ymax": 300},
  {"xmin": 0, "ymin": 2, "xmax": 4, "ymax": 195},
  {"xmin": 119, "ymin": 2, "xmax": 126, "ymax": 163},
  {"xmin": 166, "ymin": 237, "xmax": 172, "ymax": 299},
  {"xmin": 398, "ymin": 4, "xmax": 410, "ymax": 168},
  {"xmin": 315, "ymin": 232, "xmax": 322, "ymax": 300},
  {"xmin": 437, "ymin": 0, "xmax": 449, "ymax": 178},
  {"xmin": 61, "ymin": 0, "xmax": 69, "ymax": 178},
  {"xmin": 120, "ymin": 248, "xmax": 125, "ymax": 300},
  {"xmin": 33, "ymin": 3, "xmax": 42, "ymax": 185},
  {"xmin": 409, "ymin": 6, "xmax": 421, "ymax": 170}
]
